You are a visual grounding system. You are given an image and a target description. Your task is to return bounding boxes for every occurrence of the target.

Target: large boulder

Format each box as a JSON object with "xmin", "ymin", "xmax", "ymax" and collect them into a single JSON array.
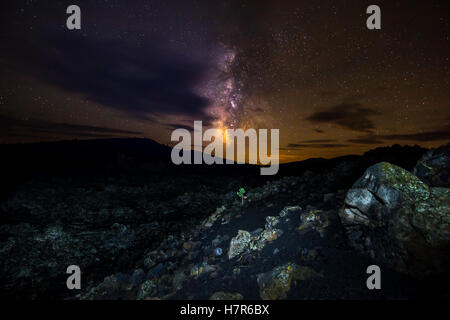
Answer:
[
  {"xmin": 413, "ymin": 143, "xmax": 450, "ymax": 187},
  {"xmin": 339, "ymin": 162, "xmax": 450, "ymax": 278}
]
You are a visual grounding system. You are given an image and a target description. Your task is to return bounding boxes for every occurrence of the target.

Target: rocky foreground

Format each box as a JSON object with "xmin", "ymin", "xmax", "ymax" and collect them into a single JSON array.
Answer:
[{"xmin": 0, "ymin": 143, "xmax": 449, "ymax": 299}]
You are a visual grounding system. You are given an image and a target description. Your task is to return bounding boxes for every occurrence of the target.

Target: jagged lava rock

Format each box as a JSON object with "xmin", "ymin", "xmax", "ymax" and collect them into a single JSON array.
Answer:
[
  {"xmin": 228, "ymin": 230, "xmax": 251, "ymax": 259},
  {"xmin": 340, "ymin": 162, "xmax": 450, "ymax": 277},
  {"xmin": 257, "ymin": 263, "xmax": 321, "ymax": 300},
  {"xmin": 413, "ymin": 143, "xmax": 450, "ymax": 187},
  {"xmin": 210, "ymin": 291, "xmax": 243, "ymax": 300}
]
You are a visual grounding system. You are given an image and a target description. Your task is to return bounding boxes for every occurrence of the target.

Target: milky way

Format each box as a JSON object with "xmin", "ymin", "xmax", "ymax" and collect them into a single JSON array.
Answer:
[{"xmin": 199, "ymin": 45, "xmax": 241, "ymax": 131}]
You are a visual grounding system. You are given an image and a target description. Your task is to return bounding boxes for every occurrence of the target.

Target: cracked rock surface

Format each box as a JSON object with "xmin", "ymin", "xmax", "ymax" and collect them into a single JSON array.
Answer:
[{"xmin": 340, "ymin": 162, "xmax": 450, "ymax": 278}]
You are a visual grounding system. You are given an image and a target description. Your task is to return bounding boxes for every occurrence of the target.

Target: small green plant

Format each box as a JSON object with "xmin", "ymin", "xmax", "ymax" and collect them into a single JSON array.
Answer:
[{"xmin": 237, "ymin": 187, "xmax": 246, "ymax": 206}]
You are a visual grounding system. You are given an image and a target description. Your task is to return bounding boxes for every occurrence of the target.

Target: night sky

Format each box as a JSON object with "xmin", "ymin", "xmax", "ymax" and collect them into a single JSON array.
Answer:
[{"xmin": 0, "ymin": 0, "xmax": 449, "ymax": 162}]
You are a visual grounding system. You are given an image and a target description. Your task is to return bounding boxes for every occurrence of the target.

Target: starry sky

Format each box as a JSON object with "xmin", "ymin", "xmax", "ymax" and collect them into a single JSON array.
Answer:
[{"xmin": 0, "ymin": 0, "xmax": 449, "ymax": 162}]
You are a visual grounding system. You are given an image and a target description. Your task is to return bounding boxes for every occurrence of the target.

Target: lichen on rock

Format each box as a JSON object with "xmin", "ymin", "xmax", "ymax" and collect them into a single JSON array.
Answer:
[
  {"xmin": 210, "ymin": 291, "xmax": 243, "ymax": 300},
  {"xmin": 297, "ymin": 209, "xmax": 330, "ymax": 237},
  {"xmin": 413, "ymin": 143, "xmax": 450, "ymax": 187},
  {"xmin": 265, "ymin": 216, "xmax": 280, "ymax": 230},
  {"xmin": 228, "ymin": 230, "xmax": 251, "ymax": 259},
  {"xmin": 257, "ymin": 263, "xmax": 321, "ymax": 300},
  {"xmin": 228, "ymin": 218, "xmax": 284, "ymax": 259},
  {"xmin": 340, "ymin": 161, "xmax": 450, "ymax": 277},
  {"xmin": 137, "ymin": 279, "xmax": 157, "ymax": 300}
]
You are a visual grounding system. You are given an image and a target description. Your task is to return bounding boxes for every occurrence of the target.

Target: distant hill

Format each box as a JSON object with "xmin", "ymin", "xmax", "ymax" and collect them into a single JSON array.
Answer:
[
  {"xmin": 281, "ymin": 144, "xmax": 427, "ymax": 175},
  {"xmin": 0, "ymin": 138, "xmax": 428, "ymax": 199},
  {"xmin": 0, "ymin": 138, "xmax": 171, "ymax": 172}
]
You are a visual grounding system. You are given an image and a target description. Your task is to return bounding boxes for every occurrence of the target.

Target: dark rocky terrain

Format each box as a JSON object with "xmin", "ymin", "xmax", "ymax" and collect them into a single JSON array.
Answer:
[{"xmin": 0, "ymin": 139, "xmax": 448, "ymax": 300}]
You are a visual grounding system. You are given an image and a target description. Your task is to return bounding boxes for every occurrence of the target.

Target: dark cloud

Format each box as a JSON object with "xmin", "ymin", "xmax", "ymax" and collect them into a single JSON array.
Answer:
[
  {"xmin": 9, "ymin": 34, "xmax": 211, "ymax": 120},
  {"xmin": 306, "ymin": 103, "xmax": 380, "ymax": 132},
  {"xmin": 0, "ymin": 115, "xmax": 141, "ymax": 139},
  {"xmin": 286, "ymin": 143, "xmax": 348, "ymax": 149},
  {"xmin": 348, "ymin": 125, "xmax": 450, "ymax": 144},
  {"xmin": 297, "ymin": 139, "xmax": 336, "ymax": 143},
  {"xmin": 164, "ymin": 123, "xmax": 195, "ymax": 132},
  {"xmin": 250, "ymin": 107, "xmax": 265, "ymax": 113},
  {"xmin": 379, "ymin": 126, "xmax": 450, "ymax": 142},
  {"xmin": 154, "ymin": 114, "xmax": 215, "ymax": 133},
  {"xmin": 348, "ymin": 137, "xmax": 384, "ymax": 144}
]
